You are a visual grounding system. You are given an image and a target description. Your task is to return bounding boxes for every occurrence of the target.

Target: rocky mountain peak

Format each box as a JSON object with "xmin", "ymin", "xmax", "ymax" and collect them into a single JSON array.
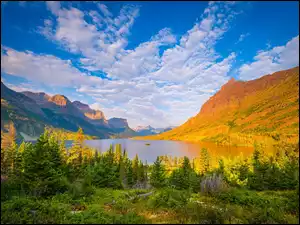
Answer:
[
  {"xmin": 48, "ymin": 94, "xmax": 70, "ymax": 106},
  {"xmin": 85, "ymin": 110, "xmax": 106, "ymax": 120}
]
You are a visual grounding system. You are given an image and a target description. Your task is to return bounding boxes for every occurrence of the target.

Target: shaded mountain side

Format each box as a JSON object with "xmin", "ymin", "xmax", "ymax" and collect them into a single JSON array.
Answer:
[
  {"xmin": 108, "ymin": 118, "xmax": 137, "ymax": 137},
  {"xmin": 136, "ymin": 67, "xmax": 299, "ymax": 146},
  {"xmin": 1, "ymin": 81, "xmax": 139, "ymax": 140},
  {"xmin": 1, "ymin": 82, "xmax": 114, "ymax": 140}
]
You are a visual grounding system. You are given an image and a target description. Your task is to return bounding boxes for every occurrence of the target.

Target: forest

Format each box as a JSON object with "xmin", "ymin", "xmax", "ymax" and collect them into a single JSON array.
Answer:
[{"xmin": 1, "ymin": 122, "xmax": 299, "ymax": 224}]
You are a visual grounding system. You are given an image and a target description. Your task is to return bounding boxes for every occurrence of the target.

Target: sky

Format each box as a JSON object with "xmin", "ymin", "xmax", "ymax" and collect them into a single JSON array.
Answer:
[{"xmin": 1, "ymin": 1, "xmax": 299, "ymax": 128}]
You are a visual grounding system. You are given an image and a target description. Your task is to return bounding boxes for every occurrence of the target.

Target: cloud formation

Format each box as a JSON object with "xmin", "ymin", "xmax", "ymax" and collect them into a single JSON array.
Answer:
[
  {"xmin": 235, "ymin": 32, "xmax": 250, "ymax": 44},
  {"xmin": 238, "ymin": 35, "xmax": 299, "ymax": 80}
]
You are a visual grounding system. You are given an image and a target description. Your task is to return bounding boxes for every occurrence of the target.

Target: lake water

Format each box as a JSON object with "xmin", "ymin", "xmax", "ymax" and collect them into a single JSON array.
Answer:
[{"xmin": 65, "ymin": 139, "xmax": 255, "ymax": 164}]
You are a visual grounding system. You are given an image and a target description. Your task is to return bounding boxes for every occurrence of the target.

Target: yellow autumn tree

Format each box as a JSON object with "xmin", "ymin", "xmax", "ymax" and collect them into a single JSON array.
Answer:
[{"xmin": 1, "ymin": 121, "xmax": 17, "ymax": 175}]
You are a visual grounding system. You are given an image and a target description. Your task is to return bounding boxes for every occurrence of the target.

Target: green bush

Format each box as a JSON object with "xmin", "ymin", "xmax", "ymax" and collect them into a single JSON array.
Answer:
[
  {"xmin": 148, "ymin": 188, "xmax": 190, "ymax": 209},
  {"xmin": 67, "ymin": 178, "xmax": 95, "ymax": 200}
]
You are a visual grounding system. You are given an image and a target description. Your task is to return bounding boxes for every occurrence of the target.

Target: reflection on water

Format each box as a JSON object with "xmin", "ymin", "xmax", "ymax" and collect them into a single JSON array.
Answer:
[{"xmin": 65, "ymin": 139, "xmax": 255, "ymax": 164}]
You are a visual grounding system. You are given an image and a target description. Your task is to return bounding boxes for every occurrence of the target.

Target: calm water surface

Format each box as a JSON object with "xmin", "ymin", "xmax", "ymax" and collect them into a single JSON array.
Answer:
[{"xmin": 65, "ymin": 139, "xmax": 255, "ymax": 164}]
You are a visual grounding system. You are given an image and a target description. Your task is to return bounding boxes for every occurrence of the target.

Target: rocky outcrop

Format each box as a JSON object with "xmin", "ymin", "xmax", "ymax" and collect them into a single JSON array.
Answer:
[{"xmin": 108, "ymin": 118, "xmax": 129, "ymax": 129}]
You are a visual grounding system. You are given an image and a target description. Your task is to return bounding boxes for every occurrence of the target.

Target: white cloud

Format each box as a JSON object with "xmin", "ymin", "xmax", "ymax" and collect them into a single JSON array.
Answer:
[
  {"xmin": 235, "ymin": 32, "xmax": 250, "ymax": 44},
  {"xmin": 98, "ymin": 3, "xmax": 113, "ymax": 17},
  {"xmin": 1, "ymin": 46, "xmax": 104, "ymax": 87},
  {"xmin": 46, "ymin": 1, "xmax": 61, "ymax": 16},
  {"xmin": 41, "ymin": 2, "xmax": 140, "ymax": 71},
  {"xmin": 238, "ymin": 35, "xmax": 299, "ymax": 80}
]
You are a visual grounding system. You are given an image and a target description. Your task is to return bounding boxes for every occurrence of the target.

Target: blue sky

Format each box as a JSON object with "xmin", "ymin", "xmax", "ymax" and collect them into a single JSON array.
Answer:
[{"xmin": 1, "ymin": 1, "xmax": 299, "ymax": 128}]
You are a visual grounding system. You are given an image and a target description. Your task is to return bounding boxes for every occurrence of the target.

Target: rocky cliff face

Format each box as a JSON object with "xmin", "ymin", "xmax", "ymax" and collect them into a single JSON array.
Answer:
[
  {"xmin": 72, "ymin": 100, "xmax": 108, "ymax": 127},
  {"xmin": 84, "ymin": 110, "xmax": 105, "ymax": 120},
  {"xmin": 48, "ymin": 95, "xmax": 70, "ymax": 106}
]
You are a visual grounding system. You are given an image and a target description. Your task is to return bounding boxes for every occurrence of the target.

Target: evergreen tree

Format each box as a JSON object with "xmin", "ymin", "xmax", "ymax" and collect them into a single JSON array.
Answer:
[
  {"xmin": 218, "ymin": 158, "xmax": 225, "ymax": 175},
  {"xmin": 68, "ymin": 127, "xmax": 85, "ymax": 167},
  {"xmin": 114, "ymin": 144, "xmax": 122, "ymax": 164},
  {"xmin": 94, "ymin": 150, "xmax": 99, "ymax": 165},
  {"xmin": 126, "ymin": 159, "xmax": 134, "ymax": 187},
  {"xmin": 150, "ymin": 156, "xmax": 166, "ymax": 188},
  {"xmin": 119, "ymin": 155, "xmax": 126, "ymax": 187},
  {"xmin": 138, "ymin": 160, "xmax": 145, "ymax": 183},
  {"xmin": 22, "ymin": 131, "xmax": 65, "ymax": 196},
  {"xmin": 2, "ymin": 122, "xmax": 17, "ymax": 175},
  {"xmin": 200, "ymin": 148, "xmax": 210, "ymax": 174},
  {"xmin": 13, "ymin": 141, "xmax": 26, "ymax": 179},
  {"xmin": 105, "ymin": 144, "xmax": 115, "ymax": 165},
  {"xmin": 169, "ymin": 156, "xmax": 195, "ymax": 190},
  {"xmin": 132, "ymin": 154, "xmax": 140, "ymax": 183}
]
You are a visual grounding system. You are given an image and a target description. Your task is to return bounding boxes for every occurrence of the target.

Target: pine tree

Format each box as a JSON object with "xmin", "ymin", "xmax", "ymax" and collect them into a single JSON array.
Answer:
[
  {"xmin": 139, "ymin": 160, "xmax": 145, "ymax": 183},
  {"xmin": 144, "ymin": 160, "xmax": 148, "ymax": 184},
  {"xmin": 150, "ymin": 156, "xmax": 166, "ymax": 188},
  {"xmin": 22, "ymin": 131, "xmax": 64, "ymax": 196},
  {"xmin": 105, "ymin": 144, "xmax": 115, "ymax": 165},
  {"xmin": 119, "ymin": 155, "xmax": 126, "ymax": 187},
  {"xmin": 68, "ymin": 127, "xmax": 85, "ymax": 167},
  {"xmin": 126, "ymin": 159, "xmax": 134, "ymax": 187},
  {"xmin": 200, "ymin": 148, "xmax": 210, "ymax": 174},
  {"xmin": 59, "ymin": 137, "xmax": 67, "ymax": 164},
  {"xmin": 2, "ymin": 122, "xmax": 18, "ymax": 175},
  {"xmin": 94, "ymin": 150, "xmax": 99, "ymax": 165},
  {"xmin": 132, "ymin": 154, "xmax": 140, "ymax": 183},
  {"xmin": 13, "ymin": 141, "xmax": 26, "ymax": 179},
  {"xmin": 114, "ymin": 144, "xmax": 122, "ymax": 164}
]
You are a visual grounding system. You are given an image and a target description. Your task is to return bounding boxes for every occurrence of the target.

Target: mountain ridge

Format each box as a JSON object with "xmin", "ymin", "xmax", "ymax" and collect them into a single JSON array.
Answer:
[
  {"xmin": 135, "ymin": 66, "xmax": 299, "ymax": 146},
  {"xmin": 1, "ymin": 82, "xmax": 136, "ymax": 140}
]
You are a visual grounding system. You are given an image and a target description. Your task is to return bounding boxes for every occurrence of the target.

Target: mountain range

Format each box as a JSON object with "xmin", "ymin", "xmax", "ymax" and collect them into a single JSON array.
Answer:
[
  {"xmin": 1, "ymin": 82, "xmax": 174, "ymax": 141},
  {"xmin": 2, "ymin": 66, "xmax": 298, "ymax": 144},
  {"xmin": 135, "ymin": 66, "xmax": 299, "ymax": 146},
  {"xmin": 133, "ymin": 125, "xmax": 177, "ymax": 136}
]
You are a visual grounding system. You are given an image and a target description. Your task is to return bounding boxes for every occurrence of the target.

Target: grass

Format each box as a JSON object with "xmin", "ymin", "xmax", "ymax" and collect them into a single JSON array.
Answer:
[{"xmin": 2, "ymin": 187, "xmax": 298, "ymax": 224}]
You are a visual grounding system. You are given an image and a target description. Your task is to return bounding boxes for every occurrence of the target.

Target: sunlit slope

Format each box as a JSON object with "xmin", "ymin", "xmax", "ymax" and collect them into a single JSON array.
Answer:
[{"xmin": 136, "ymin": 67, "xmax": 299, "ymax": 146}]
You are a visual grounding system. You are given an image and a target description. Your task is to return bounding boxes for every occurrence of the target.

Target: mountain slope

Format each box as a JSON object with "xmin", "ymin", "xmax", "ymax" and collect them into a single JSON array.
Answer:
[
  {"xmin": 136, "ymin": 67, "xmax": 299, "ymax": 146},
  {"xmin": 108, "ymin": 118, "xmax": 137, "ymax": 138},
  {"xmin": 1, "ymin": 82, "xmax": 139, "ymax": 140},
  {"xmin": 1, "ymin": 82, "xmax": 113, "ymax": 139}
]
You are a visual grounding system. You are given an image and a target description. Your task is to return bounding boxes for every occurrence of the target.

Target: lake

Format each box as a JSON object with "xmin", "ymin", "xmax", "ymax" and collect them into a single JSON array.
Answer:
[{"xmin": 65, "ymin": 139, "xmax": 255, "ymax": 164}]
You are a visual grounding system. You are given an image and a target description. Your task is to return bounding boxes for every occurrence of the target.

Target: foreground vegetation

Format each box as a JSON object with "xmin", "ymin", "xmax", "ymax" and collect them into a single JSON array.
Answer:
[{"xmin": 1, "ymin": 124, "xmax": 299, "ymax": 224}]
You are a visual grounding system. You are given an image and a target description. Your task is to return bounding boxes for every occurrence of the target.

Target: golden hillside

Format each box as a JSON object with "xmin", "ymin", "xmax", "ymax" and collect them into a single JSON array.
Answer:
[{"xmin": 136, "ymin": 67, "xmax": 299, "ymax": 146}]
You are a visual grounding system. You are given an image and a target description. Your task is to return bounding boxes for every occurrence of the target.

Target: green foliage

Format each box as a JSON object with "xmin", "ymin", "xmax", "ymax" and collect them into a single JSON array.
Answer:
[
  {"xmin": 169, "ymin": 156, "xmax": 201, "ymax": 191},
  {"xmin": 148, "ymin": 188, "xmax": 191, "ymax": 209},
  {"xmin": 200, "ymin": 148, "xmax": 210, "ymax": 174},
  {"xmin": 85, "ymin": 162, "xmax": 122, "ymax": 189},
  {"xmin": 150, "ymin": 156, "xmax": 167, "ymax": 188},
  {"xmin": 1, "ymin": 126, "xmax": 299, "ymax": 224}
]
